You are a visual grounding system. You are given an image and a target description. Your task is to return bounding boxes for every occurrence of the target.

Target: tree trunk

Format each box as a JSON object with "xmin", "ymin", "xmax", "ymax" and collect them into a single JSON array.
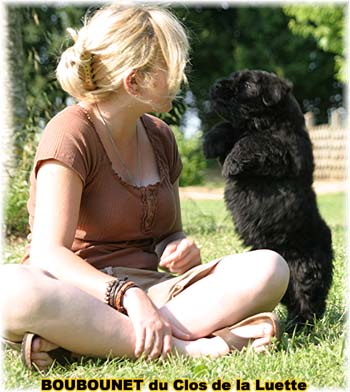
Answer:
[
  {"xmin": 0, "ymin": 4, "xmax": 15, "ymax": 190},
  {"xmin": 7, "ymin": 6, "xmax": 28, "ymax": 164}
]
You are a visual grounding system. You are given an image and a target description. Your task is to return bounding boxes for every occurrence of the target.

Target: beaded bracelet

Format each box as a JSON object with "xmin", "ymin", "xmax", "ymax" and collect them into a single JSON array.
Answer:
[
  {"xmin": 104, "ymin": 279, "xmax": 118, "ymax": 305},
  {"xmin": 104, "ymin": 278, "xmax": 139, "ymax": 314}
]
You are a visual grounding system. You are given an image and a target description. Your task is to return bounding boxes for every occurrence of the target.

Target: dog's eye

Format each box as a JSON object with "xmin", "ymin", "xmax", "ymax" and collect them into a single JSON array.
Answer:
[{"xmin": 243, "ymin": 82, "xmax": 254, "ymax": 89}]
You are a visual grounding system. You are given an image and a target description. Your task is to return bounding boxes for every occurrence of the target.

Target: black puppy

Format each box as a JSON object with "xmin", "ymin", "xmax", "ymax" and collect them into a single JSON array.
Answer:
[{"xmin": 203, "ymin": 70, "xmax": 333, "ymax": 327}]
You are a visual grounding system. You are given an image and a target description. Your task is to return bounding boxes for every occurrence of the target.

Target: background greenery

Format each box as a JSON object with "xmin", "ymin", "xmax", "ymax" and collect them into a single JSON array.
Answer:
[{"xmin": 3, "ymin": 193, "xmax": 346, "ymax": 390}]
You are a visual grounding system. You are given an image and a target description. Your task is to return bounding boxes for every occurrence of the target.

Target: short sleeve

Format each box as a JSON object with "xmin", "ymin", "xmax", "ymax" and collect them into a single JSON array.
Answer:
[{"xmin": 33, "ymin": 107, "xmax": 94, "ymax": 184}]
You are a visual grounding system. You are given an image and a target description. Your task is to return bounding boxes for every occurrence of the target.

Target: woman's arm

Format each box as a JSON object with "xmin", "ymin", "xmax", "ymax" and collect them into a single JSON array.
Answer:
[{"xmin": 30, "ymin": 160, "xmax": 114, "ymax": 300}]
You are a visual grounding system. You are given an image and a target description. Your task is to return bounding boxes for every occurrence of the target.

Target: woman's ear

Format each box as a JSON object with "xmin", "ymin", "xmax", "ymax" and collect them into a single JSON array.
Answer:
[{"xmin": 123, "ymin": 70, "xmax": 140, "ymax": 96}]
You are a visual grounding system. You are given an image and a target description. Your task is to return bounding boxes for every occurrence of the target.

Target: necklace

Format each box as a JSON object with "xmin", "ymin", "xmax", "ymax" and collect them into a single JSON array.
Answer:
[{"xmin": 95, "ymin": 103, "xmax": 142, "ymax": 186}]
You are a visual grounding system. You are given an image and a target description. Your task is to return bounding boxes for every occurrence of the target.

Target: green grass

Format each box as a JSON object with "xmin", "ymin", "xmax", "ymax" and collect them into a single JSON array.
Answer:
[{"xmin": 2, "ymin": 193, "xmax": 347, "ymax": 390}]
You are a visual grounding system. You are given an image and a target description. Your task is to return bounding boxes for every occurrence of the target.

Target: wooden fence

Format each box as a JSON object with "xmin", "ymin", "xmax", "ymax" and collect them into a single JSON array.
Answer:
[{"xmin": 305, "ymin": 111, "xmax": 347, "ymax": 181}]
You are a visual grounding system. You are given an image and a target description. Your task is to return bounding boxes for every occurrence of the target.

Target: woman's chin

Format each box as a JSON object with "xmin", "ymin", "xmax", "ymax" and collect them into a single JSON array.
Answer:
[{"xmin": 152, "ymin": 102, "xmax": 173, "ymax": 113}]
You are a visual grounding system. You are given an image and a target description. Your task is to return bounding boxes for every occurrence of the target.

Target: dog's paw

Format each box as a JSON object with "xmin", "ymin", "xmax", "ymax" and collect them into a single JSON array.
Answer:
[
  {"xmin": 221, "ymin": 138, "xmax": 258, "ymax": 177},
  {"xmin": 203, "ymin": 122, "xmax": 240, "ymax": 163}
]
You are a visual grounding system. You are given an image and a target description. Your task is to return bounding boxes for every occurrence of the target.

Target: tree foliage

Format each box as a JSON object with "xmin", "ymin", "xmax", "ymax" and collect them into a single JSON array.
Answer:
[
  {"xmin": 284, "ymin": 5, "xmax": 345, "ymax": 83},
  {"xmin": 172, "ymin": 6, "xmax": 238, "ymax": 130},
  {"xmin": 19, "ymin": 6, "xmax": 86, "ymax": 119}
]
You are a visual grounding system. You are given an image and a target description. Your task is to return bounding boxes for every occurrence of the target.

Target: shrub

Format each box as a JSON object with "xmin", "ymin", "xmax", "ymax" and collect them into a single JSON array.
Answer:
[
  {"xmin": 4, "ymin": 124, "xmax": 39, "ymax": 238},
  {"xmin": 4, "ymin": 166, "xmax": 31, "ymax": 237},
  {"xmin": 172, "ymin": 126, "xmax": 206, "ymax": 186}
]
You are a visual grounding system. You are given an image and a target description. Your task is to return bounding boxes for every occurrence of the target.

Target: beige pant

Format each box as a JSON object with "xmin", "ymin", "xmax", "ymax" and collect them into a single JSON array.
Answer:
[{"xmin": 101, "ymin": 258, "xmax": 221, "ymax": 308}]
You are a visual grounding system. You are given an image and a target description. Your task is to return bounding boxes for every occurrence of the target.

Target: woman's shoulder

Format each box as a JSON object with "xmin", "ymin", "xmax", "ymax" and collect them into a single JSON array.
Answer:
[
  {"xmin": 44, "ymin": 104, "xmax": 94, "ymax": 138},
  {"xmin": 34, "ymin": 105, "xmax": 100, "ymax": 182},
  {"xmin": 36, "ymin": 104, "xmax": 100, "ymax": 166}
]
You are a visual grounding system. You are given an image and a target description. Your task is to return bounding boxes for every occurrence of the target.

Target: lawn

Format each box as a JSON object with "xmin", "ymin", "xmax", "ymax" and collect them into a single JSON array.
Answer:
[{"xmin": 2, "ymin": 192, "xmax": 347, "ymax": 391}]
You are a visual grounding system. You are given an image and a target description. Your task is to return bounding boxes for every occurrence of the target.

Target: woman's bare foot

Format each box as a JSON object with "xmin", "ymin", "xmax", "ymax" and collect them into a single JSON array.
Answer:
[
  {"xmin": 173, "ymin": 321, "xmax": 275, "ymax": 358},
  {"xmin": 30, "ymin": 336, "xmax": 59, "ymax": 370}
]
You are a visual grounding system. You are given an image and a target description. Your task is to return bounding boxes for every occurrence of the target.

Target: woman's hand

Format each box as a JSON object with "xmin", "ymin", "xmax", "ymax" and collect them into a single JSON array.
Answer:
[
  {"xmin": 123, "ymin": 287, "xmax": 189, "ymax": 359},
  {"xmin": 159, "ymin": 238, "xmax": 201, "ymax": 274}
]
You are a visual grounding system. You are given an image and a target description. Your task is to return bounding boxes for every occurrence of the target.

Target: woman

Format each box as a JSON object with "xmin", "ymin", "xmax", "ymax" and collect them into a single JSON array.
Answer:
[{"xmin": 1, "ymin": 4, "xmax": 289, "ymax": 371}]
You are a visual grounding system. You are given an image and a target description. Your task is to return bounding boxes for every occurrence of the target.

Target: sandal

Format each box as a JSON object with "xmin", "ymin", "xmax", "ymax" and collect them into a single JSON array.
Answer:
[
  {"xmin": 212, "ymin": 312, "xmax": 281, "ymax": 352},
  {"xmin": 21, "ymin": 333, "xmax": 77, "ymax": 371},
  {"xmin": 1, "ymin": 337, "xmax": 22, "ymax": 351}
]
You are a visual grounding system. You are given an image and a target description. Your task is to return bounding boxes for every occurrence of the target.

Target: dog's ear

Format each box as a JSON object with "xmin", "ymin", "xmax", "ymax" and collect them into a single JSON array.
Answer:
[{"xmin": 262, "ymin": 78, "xmax": 292, "ymax": 107}]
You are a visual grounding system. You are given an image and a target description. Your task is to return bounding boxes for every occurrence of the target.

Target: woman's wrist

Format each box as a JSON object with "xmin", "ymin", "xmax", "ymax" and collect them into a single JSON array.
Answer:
[
  {"xmin": 104, "ymin": 278, "xmax": 139, "ymax": 314},
  {"xmin": 122, "ymin": 286, "xmax": 145, "ymax": 310}
]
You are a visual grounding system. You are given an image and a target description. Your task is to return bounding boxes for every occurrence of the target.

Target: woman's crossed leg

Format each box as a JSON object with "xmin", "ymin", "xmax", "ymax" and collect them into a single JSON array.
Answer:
[{"xmin": 1, "ymin": 250, "xmax": 289, "ymax": 370}]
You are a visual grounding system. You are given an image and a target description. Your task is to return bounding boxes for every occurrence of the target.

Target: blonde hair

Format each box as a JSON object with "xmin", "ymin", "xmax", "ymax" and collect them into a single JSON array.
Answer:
[{"xmin": 56, "ymin": 4, "xmax": 189, "ymax": 102}]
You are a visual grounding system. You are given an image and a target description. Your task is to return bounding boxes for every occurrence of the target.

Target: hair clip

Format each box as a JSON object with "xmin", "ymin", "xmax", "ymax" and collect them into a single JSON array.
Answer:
[{"xmin": 78, "ymin": 52, "xmax": 97, "ymax": 91}]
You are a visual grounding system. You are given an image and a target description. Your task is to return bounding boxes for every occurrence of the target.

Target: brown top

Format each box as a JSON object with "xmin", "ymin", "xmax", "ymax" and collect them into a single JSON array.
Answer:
[{"xmin": 23, "ymin": 104, "xmax": 183, "ymax": 270}]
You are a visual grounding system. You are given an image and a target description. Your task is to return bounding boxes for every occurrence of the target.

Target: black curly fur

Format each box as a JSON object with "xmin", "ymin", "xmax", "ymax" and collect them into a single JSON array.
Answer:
[{"xmin": 203, "ymin": 70, "xmax": 333, "ymax": 327}]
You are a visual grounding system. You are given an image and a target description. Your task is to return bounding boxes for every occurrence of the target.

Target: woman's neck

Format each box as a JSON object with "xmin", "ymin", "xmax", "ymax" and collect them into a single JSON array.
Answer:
[{"xmin": 80, "ymin": 94, "xmax": 145, "ymax": 144}]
